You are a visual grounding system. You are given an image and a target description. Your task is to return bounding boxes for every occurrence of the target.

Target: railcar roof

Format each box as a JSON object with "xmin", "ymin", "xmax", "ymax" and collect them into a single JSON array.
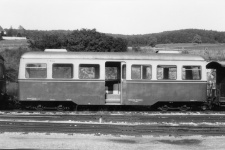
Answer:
[
  {"xmin": 207, "ymin": 61, "xmax": 225, "ymax": 68},
  {"xmin": 21, "ymin": 52, "xmax": 205, "ymax": 61}
]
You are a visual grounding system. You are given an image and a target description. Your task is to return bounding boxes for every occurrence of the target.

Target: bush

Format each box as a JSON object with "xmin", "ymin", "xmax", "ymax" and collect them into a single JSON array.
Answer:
[
  {"xmin": 27, "ymin": 29, "xmax": 128, "ymax": 52},
  {"xmin": 0, "ymin": 47, "xmax": 30, "ymax": 82}
]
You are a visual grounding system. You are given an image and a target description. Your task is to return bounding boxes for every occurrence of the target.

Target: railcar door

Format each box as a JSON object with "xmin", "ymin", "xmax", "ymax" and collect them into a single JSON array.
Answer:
[
  {"xmin": 217, "ymin": 68, "xmax": 225, "ymax": 102},
  {"xmin": 105, "ymin": 61, "xmax": 126, "ymax": 105},
  {"xmin": 206, "ymin": 61, "xmax": 225, "ymax": 105}
]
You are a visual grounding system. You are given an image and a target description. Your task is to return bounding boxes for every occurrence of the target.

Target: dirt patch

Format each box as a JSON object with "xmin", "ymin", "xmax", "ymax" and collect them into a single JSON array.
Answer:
[
  {"xmin": 109, "ymin": 139, "xmax": 137, "ymax": 144},
  {"xmin": 157, "ymin": 139, "xmax": 202, "ymax": 145}
]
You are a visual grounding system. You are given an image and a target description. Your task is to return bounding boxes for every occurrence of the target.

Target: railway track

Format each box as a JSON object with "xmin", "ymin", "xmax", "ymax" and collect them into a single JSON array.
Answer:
[
  {"xmin": 1, "ymin": 111, "xmax": 225, "ymax": 136},
  {"xmin": 2, "ymin": 111, "xmax": 225, "ymax": 122},
  {"xmin": 1, "ymin": 121, "xmax": 225, "ymax": 136}
]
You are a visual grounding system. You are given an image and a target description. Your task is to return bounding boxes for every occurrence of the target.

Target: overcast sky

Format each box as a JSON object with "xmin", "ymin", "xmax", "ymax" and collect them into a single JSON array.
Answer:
[{"xmin": 1, "ymin": 0, "xmax": 225, "ymax": 35}]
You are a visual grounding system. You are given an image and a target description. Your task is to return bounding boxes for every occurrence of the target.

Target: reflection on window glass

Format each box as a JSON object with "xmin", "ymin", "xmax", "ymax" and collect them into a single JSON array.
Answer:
[
  {"xmin": 143, "ymin": 66, "xmax": 152, "ymax": 79},
  {"xmin": 131, "ymin": 65, "xmax": 141, "ymax": 79},
  {"xmin": 25, "ymin": 63, "xmax": 47, "ymax": 78},
  {"xmin": 182, "ymin": 66, "xmax": 201, "ymax": 80},
  {"xmin": 131, "ymin": 65, "xmax": 152, "ymax": 79},
  {"xmin": 157, "ymin": 65, "xmax": 177, "ymax": 80},
  {"xmin": 53, "ymin": 64, "xmax": 73, "ymax": 78},
  {"xmin": 79, "ymin": 64, "xmax": 100, "ymax": 79}
]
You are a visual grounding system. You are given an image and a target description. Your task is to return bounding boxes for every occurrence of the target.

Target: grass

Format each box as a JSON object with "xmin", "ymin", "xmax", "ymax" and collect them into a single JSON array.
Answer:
[
  {"xmin": 138, "ymin": 43, "xmax": 225, "ymax": 61},
  {"xmin": 156, "ymin": 43, "xmax": 225, "ymax": 50}
]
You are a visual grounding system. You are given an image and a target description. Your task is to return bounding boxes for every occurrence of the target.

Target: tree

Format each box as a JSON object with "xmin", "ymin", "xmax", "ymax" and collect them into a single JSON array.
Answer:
[
  {"xmin": 192, "ymin": 34, "xmax": 202, "ymax": 44},
  {"xmin": 17, "ymin": 25, "xmax": 26, "ymax": 37},
  {"xmin": 17, "ymin": 33, "xmax": 22, "ymax": 37},
  {"xmin": 148, "ymin": 36, "xmax": 157, "ymax": 47},
  {"xmin": 132, "ymin": 45, "xmax": 141, "ymax": 52},
  {"xmin": 28, "ymin": 29, "xmax": 128, "ymax": 52},
  {"xmin": 7, "ymin": 26, "xmax": 13, "ymax": 36}
]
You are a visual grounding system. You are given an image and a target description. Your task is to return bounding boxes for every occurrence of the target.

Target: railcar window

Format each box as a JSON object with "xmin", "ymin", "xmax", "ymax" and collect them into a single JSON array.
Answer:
[
  {"xmin": 52, "ymin": 64, "xmax": 73, "ymax": 78},
  {"xmin": 105, "ymin": 67, "xmax": 118, "ymax": 80},
  {"xmin": 25, "ymin": 63, "xmax": 47, "ymax": 78},
  {"xmin": 182, "ymin": 66, "xmax": 201, "ymax": 80},
  {"xmin": 0, "ymin": 64, "xmax": 3, "ymax": 79},
  {"xmin": 79, "ymin": 64, "xmax": 100, "ymax": 79},
  {"xmin": 157, "ymin": 65, "xmax": 177, "ymax": 80},
  {"xmin": 131, "ymin": 65, "xmax": 152, "ymax": 79},
  {"xmin": 122, "ymin": 64, "xmax": 126, "ymax": 79}
]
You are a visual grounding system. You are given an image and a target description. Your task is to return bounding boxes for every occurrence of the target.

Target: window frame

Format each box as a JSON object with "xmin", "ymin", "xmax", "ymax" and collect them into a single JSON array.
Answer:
[
  {"xmin": 182, "ymin": 65, "xmax": 202, "ymax": 80},
  {"xmin": 52, "ymin": 63, "xmax": 74, "ymax": 79},
  {"xmin": 78, "ymin": 64, "xmax": 100, "ymax": 79},
  {"xmin": 157, "ymin": 65, "xmax": 177, "ymax": 80},
  {"xmin": 25, "ymin": 63, "xmax": 47, "ymax": 79},
  {"xmin": 131, "ymin": 64, "xmax": 152, "ymax": 80}
]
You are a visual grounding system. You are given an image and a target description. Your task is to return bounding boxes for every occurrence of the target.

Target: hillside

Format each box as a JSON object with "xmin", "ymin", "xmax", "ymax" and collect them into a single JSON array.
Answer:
[
  {"xmin": 109, "ymin": 29, "xmax": 225, "ymax": 47},
  {"xmin": 2, "ymin": 28, "xmax": 225, "ymax": 47}
]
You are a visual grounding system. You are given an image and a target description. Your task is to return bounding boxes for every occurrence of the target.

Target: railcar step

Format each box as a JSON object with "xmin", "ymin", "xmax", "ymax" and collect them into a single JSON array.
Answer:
[
  {"xmin": 105, "ymin": 99, "xmax": 120, "ymax": 103},
  {"xmin": 105, "ymin": 103, "xmax": 121, "ymax": 105},
  {"xmin": 219, "ymin": 98, "xmax": 225, "ymax": 101},
  {"xmin": 106, "ymin": 94, "xmax": 120, "ymax": 100}
]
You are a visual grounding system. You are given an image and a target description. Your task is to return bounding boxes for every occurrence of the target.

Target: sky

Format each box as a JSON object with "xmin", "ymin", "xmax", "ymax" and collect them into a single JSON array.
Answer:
[{"xmin": 1, "ymin": 0, "xmax": 225, "ymax": 35}]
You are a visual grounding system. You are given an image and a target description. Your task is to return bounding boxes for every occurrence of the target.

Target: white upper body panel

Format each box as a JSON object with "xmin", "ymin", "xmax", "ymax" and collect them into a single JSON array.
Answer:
[{"xmin": 19, "ymin": 51, "xmax": 207, "ymax": 81}]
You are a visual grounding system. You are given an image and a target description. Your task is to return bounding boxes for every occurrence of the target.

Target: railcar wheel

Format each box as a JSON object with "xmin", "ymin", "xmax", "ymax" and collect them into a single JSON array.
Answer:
[
  {"xmin": 179, "ymin": 105, "xmax": 190, "ymax": 111},
  {"xmin": 36, "ymin": 105, "xmax": 44, "ymax": 111},
  {"xmin": 57, "ymin": 105, "xmax": 65, "ymax": 111},
  {"xmin": 158, "ymin": 105, "xmax": 169, "ymax": 111}
]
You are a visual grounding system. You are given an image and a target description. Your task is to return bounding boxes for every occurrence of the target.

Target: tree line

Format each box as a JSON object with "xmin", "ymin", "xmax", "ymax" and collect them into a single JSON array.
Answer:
[
  {"xmin": 2, "ymin": 27, "xmax": 225, "ymax": 48},
  {"xmin": 2, "ymin": 27, "xmax": 128, "ymax": 52}
]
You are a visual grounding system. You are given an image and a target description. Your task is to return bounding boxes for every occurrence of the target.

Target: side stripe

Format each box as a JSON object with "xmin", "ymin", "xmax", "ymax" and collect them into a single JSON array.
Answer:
[
  {"xmin": 18, "ymin": 79, "xmax": 105, "ymax": 83},
  {"xmin": 18, "ymin": 79, "xmax": 207, "ymax": 84}
]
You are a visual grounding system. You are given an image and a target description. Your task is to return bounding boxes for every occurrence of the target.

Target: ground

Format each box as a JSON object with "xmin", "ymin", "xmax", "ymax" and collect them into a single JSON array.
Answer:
[{"xmin": 0, "ymin": 132, "xmax": 224, "ymax": 150}]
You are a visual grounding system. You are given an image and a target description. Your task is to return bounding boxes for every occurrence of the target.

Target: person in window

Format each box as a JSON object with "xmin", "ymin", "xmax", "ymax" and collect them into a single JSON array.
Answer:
[{"xmin": 208, "ymin": 71, "xmax": 216, "ymax": 98}]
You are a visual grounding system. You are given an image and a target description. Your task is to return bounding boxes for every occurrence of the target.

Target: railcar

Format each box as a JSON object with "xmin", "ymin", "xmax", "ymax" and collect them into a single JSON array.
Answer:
[{"xmin": 18, "ymin": 49, "xmax": 208, "ymax": 110}]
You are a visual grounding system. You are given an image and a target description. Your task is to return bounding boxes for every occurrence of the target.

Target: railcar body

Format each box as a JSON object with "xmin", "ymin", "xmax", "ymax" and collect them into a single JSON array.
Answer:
[{"xmin": 18, "ymin": 50, "xmax": 208, "ymax": 110}]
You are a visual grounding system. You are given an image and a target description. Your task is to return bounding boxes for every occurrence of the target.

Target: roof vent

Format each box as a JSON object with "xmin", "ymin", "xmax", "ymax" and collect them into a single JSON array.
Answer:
[
  {"xmin": 156, "ymin": 50, "xmax": 181, "ymax": 54},
  {"xmin": 44, "ymin": 49, "xmax": 67, "ymax": 52}
]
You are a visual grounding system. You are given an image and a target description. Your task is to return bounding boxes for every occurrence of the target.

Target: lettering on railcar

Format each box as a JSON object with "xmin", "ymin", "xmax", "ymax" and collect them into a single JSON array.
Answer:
[{"xmin": 128, "ymin": 99, "xmax": 143, "ymax": 102}]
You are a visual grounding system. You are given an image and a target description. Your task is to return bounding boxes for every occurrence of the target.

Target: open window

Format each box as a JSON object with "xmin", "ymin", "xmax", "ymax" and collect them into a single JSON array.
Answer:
[
  {"xmin": 182, "ymin": 66, "xmax": 201, "ymax": 80},
  {"xmin": 157, "ymin": 65, "xmax": 177, "ymax": 80},
  {"xmin": 25, "ymin": 63, "xmax": 47, "ymax": 78},
  {"xmin": 52, "ymin": 64, "xmax": 73, "ymax": 79}
]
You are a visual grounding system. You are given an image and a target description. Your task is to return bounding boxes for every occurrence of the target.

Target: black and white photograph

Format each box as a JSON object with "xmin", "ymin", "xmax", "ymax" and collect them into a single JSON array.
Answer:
[{"xmin": 1, "ymin": 0, "xmax": 225, "ymax": 149}]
